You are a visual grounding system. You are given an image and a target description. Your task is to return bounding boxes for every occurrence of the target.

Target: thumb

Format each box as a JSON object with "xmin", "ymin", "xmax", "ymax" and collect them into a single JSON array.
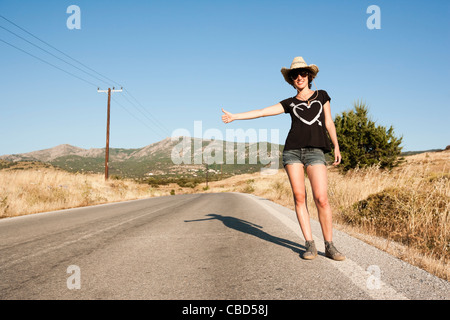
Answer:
[{"xmin": 222, "ymin": 108, "xmax": 230, "ymax": 114}]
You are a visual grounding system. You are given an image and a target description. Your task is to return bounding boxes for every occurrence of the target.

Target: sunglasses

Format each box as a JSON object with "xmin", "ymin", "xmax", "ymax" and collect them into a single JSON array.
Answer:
[{"xmin": 289, "ymin": 69, "xmax": 309, "ymax": 80}]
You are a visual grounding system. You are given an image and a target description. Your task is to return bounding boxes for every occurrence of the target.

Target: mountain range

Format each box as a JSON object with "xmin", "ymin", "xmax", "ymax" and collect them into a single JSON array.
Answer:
[{"xmin": 0, "ymin": 137, "xmax": 283, "ymax": 178}]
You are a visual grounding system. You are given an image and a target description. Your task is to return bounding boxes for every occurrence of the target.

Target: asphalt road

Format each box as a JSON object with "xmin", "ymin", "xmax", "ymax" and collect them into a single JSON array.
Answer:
[{"xmin": 0, "ymin": 192, "xmax": 448, "ymax": 300}]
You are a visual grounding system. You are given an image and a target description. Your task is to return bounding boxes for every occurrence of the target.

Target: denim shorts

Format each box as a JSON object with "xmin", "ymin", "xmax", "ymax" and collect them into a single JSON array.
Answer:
[{"xmin": 282, "ymin": 148, "xmax": 327, "ymax": 168}]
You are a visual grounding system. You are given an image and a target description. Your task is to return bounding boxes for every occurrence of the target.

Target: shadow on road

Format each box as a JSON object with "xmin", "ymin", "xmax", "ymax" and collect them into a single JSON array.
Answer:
[{"xmin": 185, "ymin": 214, "xmax": 305, "ymax": 255}]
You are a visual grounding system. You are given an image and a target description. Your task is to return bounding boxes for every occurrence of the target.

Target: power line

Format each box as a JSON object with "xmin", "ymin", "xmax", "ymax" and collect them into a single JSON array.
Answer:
[
  {"xmin": 0, "ymin": 31, "xmax": 169, "ymax": 137},
  {"xmin": 123, "ymin": 89, "xmax": 171, "ymax": 134},
  {"xmin": 0, "ymin": 37, "xmax": 98, "ymax": 87},
  {"xmin": 0, "ymin": 24, "xmax": 112, "ymax": 88},
  {"xmin": 120, "ymin": 90, "xmax": 171, "ymax": 137},
  {"xmin": 0, "ymin": 14, "xmax": 122, "ymax": 88},
  {"xmin": 0, "ymin": 14, "xmax": 172, "ymax": 139},
  {"xmin": 111, "ymin": 96, "xmax": 167, "ymax": 140}
]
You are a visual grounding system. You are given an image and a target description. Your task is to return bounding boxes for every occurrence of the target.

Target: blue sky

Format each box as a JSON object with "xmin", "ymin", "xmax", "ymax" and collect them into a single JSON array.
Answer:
[{"xmin": 0, "ymin": 0, "xmax": 449, "ymax": 155}]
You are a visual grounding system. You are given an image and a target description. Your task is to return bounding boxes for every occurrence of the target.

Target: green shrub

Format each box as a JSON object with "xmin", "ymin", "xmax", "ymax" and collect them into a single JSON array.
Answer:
[{"xmin": 334, "ymin": 101, "xmax": 403, "ymax": 172}]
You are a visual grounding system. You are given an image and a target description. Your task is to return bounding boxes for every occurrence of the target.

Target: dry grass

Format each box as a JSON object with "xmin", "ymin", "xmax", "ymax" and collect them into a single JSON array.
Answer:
[
  {"xmin": 0, "ymin": 168, "xmax": 173, "ymax": 218},
  {"xmin": 1, "ymin": 151, "xmax": 448, "ymax": 280},
  {"xmin": 327, "ymin": 159, "xmax": 449, "ymax": 280}
]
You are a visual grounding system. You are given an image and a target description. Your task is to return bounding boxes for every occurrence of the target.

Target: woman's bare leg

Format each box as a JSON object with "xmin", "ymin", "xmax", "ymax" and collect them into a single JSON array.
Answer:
[
  {"xmin": 284, "ymin": 163, "xmax": 313, "ymax": 241},
  {"xmin": 306, "ymin": 164, "xmax": 333, "ymax": 241}
]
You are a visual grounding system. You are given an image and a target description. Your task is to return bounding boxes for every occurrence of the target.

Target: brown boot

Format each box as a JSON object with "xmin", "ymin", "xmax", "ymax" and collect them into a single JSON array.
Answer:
[
  {"xmin": 302, "ymin": 240, "xmax": 318, "ymax": 260},
  {"xmin": 325, "ymin": 241, "xmax": 345, "ymax": 261}
]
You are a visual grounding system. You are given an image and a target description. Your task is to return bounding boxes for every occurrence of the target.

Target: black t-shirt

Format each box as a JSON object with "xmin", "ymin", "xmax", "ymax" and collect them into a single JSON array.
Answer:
[{"xmin": 280, "ymin": 90, "xmax": 332, "ymax": 153}]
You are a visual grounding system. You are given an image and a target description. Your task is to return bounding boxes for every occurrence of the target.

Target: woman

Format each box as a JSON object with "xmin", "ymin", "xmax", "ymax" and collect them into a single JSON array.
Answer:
[{"xmin": 221, "ymin": 56, "xmax": 345, "ymax": 261}]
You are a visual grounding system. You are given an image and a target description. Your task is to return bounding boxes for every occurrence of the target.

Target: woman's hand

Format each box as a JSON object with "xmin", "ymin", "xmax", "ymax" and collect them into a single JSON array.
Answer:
[
  {"xmin": 222, "ymin": 108, "xmax": 234, "ymax": 124},
  {"xmin": 333, "ymin": 146, "xmax": 342, "ymax": 166}
]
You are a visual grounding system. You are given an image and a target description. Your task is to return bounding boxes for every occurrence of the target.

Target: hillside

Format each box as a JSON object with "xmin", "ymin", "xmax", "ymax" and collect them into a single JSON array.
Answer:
[{"xmin": 0, "ymin": 137, "xmax": 283, "ymax": 178}]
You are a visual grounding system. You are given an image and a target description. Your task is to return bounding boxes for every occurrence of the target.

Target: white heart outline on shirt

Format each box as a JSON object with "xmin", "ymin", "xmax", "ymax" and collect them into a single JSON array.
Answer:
[{"xmin": 290, "ymin": 100, "xmax": 323, "ymax": 126}]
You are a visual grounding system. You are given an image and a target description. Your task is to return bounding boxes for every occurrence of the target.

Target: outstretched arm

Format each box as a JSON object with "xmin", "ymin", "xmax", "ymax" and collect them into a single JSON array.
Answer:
[{"xmin": 222, "ymin": 103, "xmax": 284, "ymax": 124}]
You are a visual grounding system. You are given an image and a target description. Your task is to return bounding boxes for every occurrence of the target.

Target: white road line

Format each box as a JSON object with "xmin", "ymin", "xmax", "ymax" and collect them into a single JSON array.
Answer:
[{"xmin": 241, "ymin": 193, "xmax": 409, "ymax": 300}]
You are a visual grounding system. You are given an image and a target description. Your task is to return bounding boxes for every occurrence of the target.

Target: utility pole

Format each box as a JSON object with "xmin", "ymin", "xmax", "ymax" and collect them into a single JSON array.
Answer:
[
  {"xmin": 205, "ymin": 153, "xmax": 208, "ymax": 189},
  {"xmin": 205, "ymin": 162, "xmax": 208, "ymax": 188},
  {"xmin": 97, "ymin": 87, "xmax": 123, "ymax": 180}
]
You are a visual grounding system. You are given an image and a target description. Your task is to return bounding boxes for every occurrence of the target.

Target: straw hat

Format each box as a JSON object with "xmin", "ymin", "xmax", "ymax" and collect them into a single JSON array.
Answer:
[{"xmin": 280, "ymin": 56, "xmax": 319, "ymax": 86}]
